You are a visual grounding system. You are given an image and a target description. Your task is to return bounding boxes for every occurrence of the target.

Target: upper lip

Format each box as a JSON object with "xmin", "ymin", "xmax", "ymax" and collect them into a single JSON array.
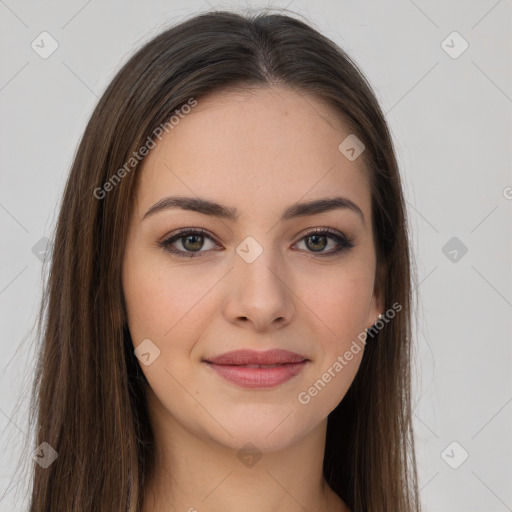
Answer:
[{"xmin": 203, "ymin": 349, "xmax": 308, "ymax": 365}]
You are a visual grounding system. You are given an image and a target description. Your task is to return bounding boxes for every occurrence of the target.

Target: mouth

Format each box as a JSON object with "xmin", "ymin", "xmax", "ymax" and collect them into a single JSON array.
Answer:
[{"xmin": 203, "ymin": 349, "xmax": 309, "ymax": 388}]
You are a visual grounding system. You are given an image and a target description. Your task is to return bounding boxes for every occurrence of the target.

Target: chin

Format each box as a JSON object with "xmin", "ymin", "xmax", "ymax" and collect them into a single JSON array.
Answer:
[{"xmin": 204, "ymin": 409, "xmax": 317, "ymax": 454}]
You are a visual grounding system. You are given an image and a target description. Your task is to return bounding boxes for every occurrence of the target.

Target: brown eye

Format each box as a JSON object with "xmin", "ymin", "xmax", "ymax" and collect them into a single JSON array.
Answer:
[
  {"xmin": 159, "ymin": 229, "xmax": 218, "ymax": 258},
  {"xmin": 181, "ymin": 234, "xmax": 205, "ymax": 252},
  {"xmin": 159, "ymin": 227, "xmax": 354, "ymax": 259},
  {"xmin": 295, "ymin": 228, "xmax": 355, "ymax": 256},
  {"xmin": 305, "ymin": 234, "xmax": 328, "ymax": 252}
]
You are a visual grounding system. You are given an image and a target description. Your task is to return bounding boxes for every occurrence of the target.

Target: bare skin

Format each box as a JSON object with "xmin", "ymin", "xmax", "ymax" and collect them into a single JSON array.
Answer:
[{"xmin": 122, "ymin": 85, "xmax": 383, "ymax": 512}]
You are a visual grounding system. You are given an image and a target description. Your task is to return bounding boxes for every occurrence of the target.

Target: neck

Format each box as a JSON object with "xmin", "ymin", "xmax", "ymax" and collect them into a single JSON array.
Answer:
[{"xmin": 141, "ymin": 389, "xmax": 348, "ymax": 512}]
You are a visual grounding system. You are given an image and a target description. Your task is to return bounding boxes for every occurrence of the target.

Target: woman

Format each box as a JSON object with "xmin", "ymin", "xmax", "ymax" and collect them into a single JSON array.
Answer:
[{"xmin": 25, "ymin": 9, "xmax": 421, "ymax": 512}]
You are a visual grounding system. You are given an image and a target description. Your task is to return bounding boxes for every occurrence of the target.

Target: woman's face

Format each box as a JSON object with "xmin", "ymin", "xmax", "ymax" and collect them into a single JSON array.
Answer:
[{"xmin": 122, "ymin": 85, "xmax": 383, "ymax": 452}]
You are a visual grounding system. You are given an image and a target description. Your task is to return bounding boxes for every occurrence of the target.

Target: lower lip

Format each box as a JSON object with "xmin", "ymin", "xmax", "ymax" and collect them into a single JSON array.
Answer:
[{"xmin": 204, "ymin": 361, "xmax": 308, "ymax": 388}]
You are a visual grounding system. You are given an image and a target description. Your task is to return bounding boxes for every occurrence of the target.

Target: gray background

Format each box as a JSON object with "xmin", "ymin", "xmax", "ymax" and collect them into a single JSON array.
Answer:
[{"xmin": 1, "ymin": 1, "xmax": 511, "ymax": 511}]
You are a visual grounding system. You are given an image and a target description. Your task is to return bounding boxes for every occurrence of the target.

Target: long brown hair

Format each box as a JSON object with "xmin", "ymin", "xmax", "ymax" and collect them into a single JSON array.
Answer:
[{"xmin": 15, "ymin": 8, "xmax": 420, "ymax": 512}]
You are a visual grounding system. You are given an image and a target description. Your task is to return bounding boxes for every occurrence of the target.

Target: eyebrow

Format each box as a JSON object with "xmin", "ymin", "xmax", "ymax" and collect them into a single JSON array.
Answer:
[{"xmin": 142, "ymin": 195, "xmax": 365, "ymax": 226}]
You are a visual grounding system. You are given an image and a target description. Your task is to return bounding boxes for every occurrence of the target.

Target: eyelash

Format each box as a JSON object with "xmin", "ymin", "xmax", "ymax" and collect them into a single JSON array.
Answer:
[{"xmin": 158, "ymin": 227, "xmax": 355, "ymax": 259}]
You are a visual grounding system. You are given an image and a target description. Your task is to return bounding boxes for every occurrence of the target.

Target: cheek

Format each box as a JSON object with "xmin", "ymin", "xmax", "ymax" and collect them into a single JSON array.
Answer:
[
  {"xmin": 123, "ymin": 250, "xmax": 204, "ymax": 342},
  {"xmin": 289, "ymin": 265, "xmax": 373, "ymax": 411},
  {"xmin": 122, "ymin": 256, "xmax": 213, "ymax": 396},
  {"xmin": 297, "ymin": 263, "xmax": 374, "ymax": 342}
]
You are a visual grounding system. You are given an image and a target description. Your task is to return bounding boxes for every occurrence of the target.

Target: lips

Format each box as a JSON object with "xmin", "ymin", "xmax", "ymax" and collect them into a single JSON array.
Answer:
[
  {"xmin": 203, "ymin": 349, "xmax": 309, "ymax": 388},
  {"xmin": 203, "ymin": 349, "xmax": 308, "ymax": 366}
]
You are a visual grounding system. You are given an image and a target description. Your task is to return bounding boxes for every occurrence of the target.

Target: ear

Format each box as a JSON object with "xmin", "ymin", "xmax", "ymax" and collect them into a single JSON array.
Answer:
[{"xmin": 367, "ymin": 265, "xmax": 385, "ymax": 328}]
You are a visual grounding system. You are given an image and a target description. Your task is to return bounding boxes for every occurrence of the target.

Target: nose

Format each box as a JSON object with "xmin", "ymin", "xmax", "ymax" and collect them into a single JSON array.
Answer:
[{"xmin": 222, "ymin": 247, "xmax": 295, "ymax": 332}]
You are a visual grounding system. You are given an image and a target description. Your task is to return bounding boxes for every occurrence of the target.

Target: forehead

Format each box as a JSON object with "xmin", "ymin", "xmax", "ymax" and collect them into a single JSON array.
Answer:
[{"xmin": 134, "ymin": 85, "xmax": 371, "ymax": 223}]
